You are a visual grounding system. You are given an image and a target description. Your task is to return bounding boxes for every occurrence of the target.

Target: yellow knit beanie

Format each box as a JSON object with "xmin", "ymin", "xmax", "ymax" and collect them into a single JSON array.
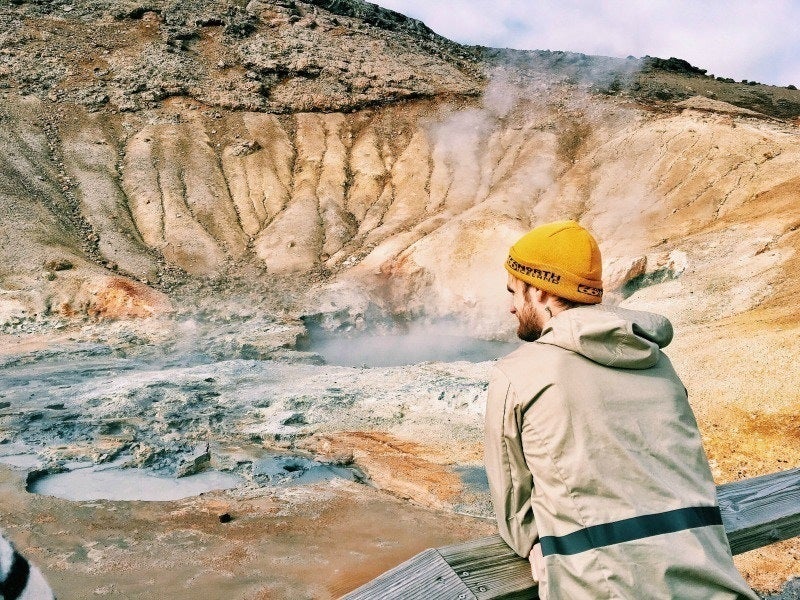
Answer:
[{"xmin": 505, "ymin": 220, "xmax": 603, "ymax": 304}]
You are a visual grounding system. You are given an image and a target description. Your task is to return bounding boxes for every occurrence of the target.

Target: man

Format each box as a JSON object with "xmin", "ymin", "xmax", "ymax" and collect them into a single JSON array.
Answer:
[{"xmin": 484, "ymin": 220, "xmax": 757, "ymax": 599}]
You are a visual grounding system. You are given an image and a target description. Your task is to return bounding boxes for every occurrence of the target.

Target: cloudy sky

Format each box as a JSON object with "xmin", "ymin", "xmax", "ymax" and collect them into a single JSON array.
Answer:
[{"xmin": 372, "ymin": 0, "xmax": 800, "ymax": 87}]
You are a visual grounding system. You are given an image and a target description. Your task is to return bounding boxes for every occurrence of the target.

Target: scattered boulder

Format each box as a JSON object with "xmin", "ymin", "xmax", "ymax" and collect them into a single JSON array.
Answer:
[
  {"xmin": 281, "ymin": 412, "xmax": 308, "ymax": 426},
  {"xmin": 605, "ymin": 250, "xmax": 688, "ymax": 301},
  {"xmin": 229, "ymin": 139, "xmax": 262, "ymax": 156},
  {"xmin": 44, "ymin": 259, "xmax": 74, "ymax": 272},
  {"xmin": 604, "ymin": 255, "xmax": 648, "ymax": 292},
  {"xmin": 175, "ymin": 442, "xmax": 211, "ymax": 477}
]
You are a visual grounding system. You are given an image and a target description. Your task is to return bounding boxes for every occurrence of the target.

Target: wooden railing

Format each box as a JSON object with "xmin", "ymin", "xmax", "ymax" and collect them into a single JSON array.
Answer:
[{"xmin": 342, "ymin": 467, "xmax": 800, "ymax": 600}]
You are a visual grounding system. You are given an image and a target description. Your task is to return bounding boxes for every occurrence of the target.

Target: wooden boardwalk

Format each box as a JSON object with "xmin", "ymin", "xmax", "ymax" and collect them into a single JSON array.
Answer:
[{"xmin": 342, "ymin": 467, "xmax": 800, "ymax": 600}]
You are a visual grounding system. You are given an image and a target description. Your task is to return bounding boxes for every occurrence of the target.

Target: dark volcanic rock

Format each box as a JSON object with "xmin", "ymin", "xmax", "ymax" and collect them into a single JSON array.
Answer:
[
  {"xmin": 0, "ymin": 0, "xmax": 482, "ymax": 113},
  {"xmin": 1, "ymin": 0, "xmax": 798, "ymax": 118},
  {"xmin": 641, "ymin": 55, "xmax": 708, "ymax": 76}
]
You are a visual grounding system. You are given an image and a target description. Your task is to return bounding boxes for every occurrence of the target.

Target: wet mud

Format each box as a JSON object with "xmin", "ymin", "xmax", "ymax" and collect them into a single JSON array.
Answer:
[
  {"xmin": 0, "ymin": 319, "xmax": 500, "ymax": 598},
  {"xmin": 0, "ymin": 465, "xmax": 495, "ymax": 599},
  {"xmin": 1, "ymin": 317, "xmax": 797, "ymax": 598}
]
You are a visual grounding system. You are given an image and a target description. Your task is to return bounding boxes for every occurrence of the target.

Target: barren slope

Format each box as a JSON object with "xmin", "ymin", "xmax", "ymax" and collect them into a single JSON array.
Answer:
[{"xmin": 1, "ymin": 0, "xmax": 799, "ymax": 595}]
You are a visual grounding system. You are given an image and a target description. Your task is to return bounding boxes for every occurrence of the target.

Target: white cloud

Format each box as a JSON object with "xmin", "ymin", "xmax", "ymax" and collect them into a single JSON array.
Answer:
[{"xmin": 372, "ymin": 0, "xmax": 800, "ymax": 86}]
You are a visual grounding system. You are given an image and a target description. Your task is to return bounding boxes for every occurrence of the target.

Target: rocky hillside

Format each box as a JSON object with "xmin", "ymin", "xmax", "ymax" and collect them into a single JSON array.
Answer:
[
  {"xmin": 2, "ymin": 1, "xmax": 800, "ymax": 594},
  {"xmin": 1, "ymin": 0, "xmax": 481, "ymax": 113},
  {"xmin": 2, "ymin": 0, "xmax": 800, "ymax": 335}
]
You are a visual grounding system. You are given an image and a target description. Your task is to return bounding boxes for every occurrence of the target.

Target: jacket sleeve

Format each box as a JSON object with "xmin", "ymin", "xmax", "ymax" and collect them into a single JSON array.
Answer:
[{"xmin": 484, "ymin": 366, "xmax": 539, "ymax": 557}]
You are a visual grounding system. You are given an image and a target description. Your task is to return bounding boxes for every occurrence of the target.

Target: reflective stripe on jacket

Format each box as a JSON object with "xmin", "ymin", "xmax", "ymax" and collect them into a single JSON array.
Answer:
[{"xmin": 484, "ymin": 305, "xmax": 758, "ymax": 599}]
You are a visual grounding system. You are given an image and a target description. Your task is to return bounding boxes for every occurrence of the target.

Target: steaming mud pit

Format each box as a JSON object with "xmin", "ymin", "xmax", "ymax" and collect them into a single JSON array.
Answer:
[
  {"xmin": 0, "ymin": 316, "xmax": 504, "ymax": 598},
  {"xmin": 299, "ymin": 322, "xmax": 518, "ymax": 367},
  {"xmin": 28, "ymin": 465, "xmax": 245, "ymax": 502},
  {"xmin": 1, "ymin": 314, "xmax": 797, "ymax": 598}
]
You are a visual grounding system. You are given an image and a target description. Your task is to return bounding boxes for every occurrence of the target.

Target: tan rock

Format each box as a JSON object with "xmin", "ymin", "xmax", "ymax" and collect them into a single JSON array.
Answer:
[{"xmin": 84, "ymin": 276, "xmax": 171, "ymax": 320}]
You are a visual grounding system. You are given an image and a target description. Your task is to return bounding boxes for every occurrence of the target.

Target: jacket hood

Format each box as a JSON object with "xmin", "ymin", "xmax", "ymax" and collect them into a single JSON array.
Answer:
[{"xmin": 537, "ymin": 305, "xmax": 673, "ymax": 369}]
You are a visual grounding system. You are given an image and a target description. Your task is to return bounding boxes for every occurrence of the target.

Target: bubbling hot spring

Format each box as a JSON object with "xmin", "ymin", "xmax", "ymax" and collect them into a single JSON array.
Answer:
[
  {"xmin": 23, "ymin": 454, "xmax": 366, "ymax": 502},
  {"xmin": 298, "ymin": 319, "xmax": 518, "ymax": 367},
  {"xmin": 6, "ymin": 314, "xmax": 512, "ymax": 505}
]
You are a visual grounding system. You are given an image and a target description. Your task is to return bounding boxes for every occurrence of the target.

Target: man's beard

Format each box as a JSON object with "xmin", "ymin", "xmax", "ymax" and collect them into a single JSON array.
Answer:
[{"xmin": 516, "ymin": 305, "xmax": 543, "ymax": 342}]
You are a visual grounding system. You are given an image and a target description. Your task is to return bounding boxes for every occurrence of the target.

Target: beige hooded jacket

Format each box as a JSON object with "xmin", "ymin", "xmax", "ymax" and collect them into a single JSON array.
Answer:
[{"xmin": 485, "ymin": 305, "xmax": 757, "ymax": 599}]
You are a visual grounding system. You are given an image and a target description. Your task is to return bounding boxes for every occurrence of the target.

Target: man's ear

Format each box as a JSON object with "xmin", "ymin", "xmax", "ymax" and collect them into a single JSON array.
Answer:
[{"xmin": 528, "ymin": 286, "xmax": 553, "ymax": 306}]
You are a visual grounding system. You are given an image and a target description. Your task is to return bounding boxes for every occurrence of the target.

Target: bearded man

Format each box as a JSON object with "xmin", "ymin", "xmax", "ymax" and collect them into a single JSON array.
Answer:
[{"xmin": 484, "ymin": 220, "xmax": 757, "ymax": 599}]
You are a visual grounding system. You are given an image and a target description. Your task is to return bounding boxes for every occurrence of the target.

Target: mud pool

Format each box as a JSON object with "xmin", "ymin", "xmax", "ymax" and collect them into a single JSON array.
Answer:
[
  {"xmin": 300, "ymin": 328, "xmax": 518, "ymax": 367},
  {"xmin": 27, "ymin": 465, "xmax": 245, "ymax": 501},
  {"xmin": 0, "ymin": 318, "xmax": 506, "ymax": 598},
  {"xmin": 4, "ymin": 320, "xmax": 793, "ymax": 599},
  {"xmin": 14, "ymin": 448, "xmax": 365, "ymax": 501},
  {"xmin": 0, "ymin": 321, "xmax": 497, "ymax": 513},
  {"xmin": 296, "ymin": 316, "xmax": 520, "ymax": 368}
]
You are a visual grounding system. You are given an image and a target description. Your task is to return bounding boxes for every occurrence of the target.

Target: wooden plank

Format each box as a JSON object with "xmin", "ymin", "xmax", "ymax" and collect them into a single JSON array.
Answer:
[
  {"xmin": 718, "ymin": 466, "xmax": 800, "ymax": 555},
  {"xmin": 341, "ymin": 468, "xmax": 800, "ymax": 599},
  {"xmin": 438, "ymin": 535, "xmax": 536, "ymax": 600},
  {"xmin": 340, "ymin": 548, "xmax": 476, "ymax": 600}
]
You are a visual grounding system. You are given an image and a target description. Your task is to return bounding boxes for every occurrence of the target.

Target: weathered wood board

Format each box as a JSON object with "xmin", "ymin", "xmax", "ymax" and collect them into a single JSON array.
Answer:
[
  {"xmin": 718, "ymin": 467, "xmax": 800, "ymax": 554},
  {"xmin": 342, "ymin": 467, "xmax": 800, "ymax": 600},
  {"xmin": 340, "ymin": 548, "xmax": 477, "ymax": 600}
]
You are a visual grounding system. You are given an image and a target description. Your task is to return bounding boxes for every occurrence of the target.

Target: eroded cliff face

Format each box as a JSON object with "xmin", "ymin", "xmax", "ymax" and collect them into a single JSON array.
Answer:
[
  {"xmin": 2, "ymin": 2, "xmax": 800, "ymax": 596},
  {"xmin": 2, "ymin": 87, "xmax": 799, "ymax": 338},
  {"xmin": 2, "ymin": 0, "xmax": 799, "ymax": 334}
]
